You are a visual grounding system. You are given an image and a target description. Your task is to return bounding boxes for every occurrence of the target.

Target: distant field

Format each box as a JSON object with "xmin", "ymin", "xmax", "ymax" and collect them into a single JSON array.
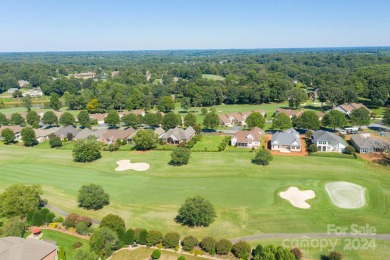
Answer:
[
  {"xmin": 202, "ymin": 74, "xmax": 225, "ymax": 81},
  {"xmin": 191, "ymin": 135, "xmax": 225, "ymax": 152}
]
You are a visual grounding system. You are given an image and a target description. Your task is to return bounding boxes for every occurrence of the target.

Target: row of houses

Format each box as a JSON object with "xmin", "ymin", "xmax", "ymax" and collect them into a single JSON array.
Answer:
[{"xmin": 219, "ymin": 110, "xmax": 266, "ymax": 126}]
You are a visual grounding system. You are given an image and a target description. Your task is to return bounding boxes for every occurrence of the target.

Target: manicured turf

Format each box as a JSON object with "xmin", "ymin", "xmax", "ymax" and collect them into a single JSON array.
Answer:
[
  {"xmin": 191, "ymin": 135, "xmax": 225, "ymax": 152},
  {"xmin": 0, "ymin": 145, "xmax": 389, "ymax": 242},
  {"xmin": 201, "ymin": 74, "xmax": 225, "ymax": 81},
  {"xmin": 41, "ymin": 229, "xmax": 89, "ymax": 258},
  {"xmin": 111, "ymin": 247, "xmax": 207, "ymax": 260}
]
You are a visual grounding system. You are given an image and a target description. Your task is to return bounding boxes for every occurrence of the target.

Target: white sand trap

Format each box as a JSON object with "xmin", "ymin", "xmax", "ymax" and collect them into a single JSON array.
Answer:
[
  {"xmin": 325, "ymin": 182, "xmax": 366, "ymax": 209},
  {"xmin": 279, "ymin": 187, "xmax": 315, "ymax": 209},
  {"xmin": 115, "ymin": 159, "xmax": 150, "ymax": 172}
]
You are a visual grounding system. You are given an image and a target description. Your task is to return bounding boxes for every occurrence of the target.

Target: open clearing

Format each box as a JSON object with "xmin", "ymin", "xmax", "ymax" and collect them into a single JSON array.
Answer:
[
  {"xmin": 202, "ymin": 74, "xmax": 225, "ymax": 81},
  {"xmin": 0, "ymin": 145, "xmax": 389, "ymax": 242},
  {"xmin": 325, "ymin": 182, "xmax": 367, "ymax": 209},
  {"xmin": 115, "ymin": 159, "xmax": 150, "ymax": 171},
  {"xmin": 279, "ymin": 187, "xmax": 315, "ymax": 209},
  {"xmin": 110, "ymin": 247, "xmax": 207, "ymax": 260}
]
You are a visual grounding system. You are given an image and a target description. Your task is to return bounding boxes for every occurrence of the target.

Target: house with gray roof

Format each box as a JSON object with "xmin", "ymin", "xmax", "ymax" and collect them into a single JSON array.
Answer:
[
  {"xmin": 54, "ymin": 126, "xmax": 80, "ymax": 140},
  {"xmin": 34, "ymin": 127, "xmax": 59, "ymax": 143},
  {"xmin": 0, "ymin": 236, "xmax": 57, "ymax": 260},
  {"xmin": 350, "ymin": 133, "xmax": 390, "ymax": 154},
  {"xmin": 312, "ymin": 130, "xmax": 347, "ymax": 153},
  {"xmin": 271, "ymin": 128, "xmax": 301, "ymax": 152},
  {"xmin": 160, "ymin": 126, "xmax": 195, "ymax": 144},
  {"xmin": 75, "ymin": 128, "xmax": 108, "ymax": 140}
]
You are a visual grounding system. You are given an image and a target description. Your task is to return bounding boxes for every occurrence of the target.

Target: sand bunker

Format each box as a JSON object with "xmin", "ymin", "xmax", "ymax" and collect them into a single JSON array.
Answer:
[
  {"xmin": 279, "ymin": 187, "xmax": 315, "ymax": 209},
  {"xmin": 115, "ymin": 159, "xmax": 150, "ymax": 172},
  {"xmin": 325, "ymin": 182, "xmax": 366, "ymax": 209}
]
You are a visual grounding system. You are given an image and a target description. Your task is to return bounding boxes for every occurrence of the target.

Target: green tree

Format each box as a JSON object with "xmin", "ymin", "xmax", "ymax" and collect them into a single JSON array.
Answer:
[
  {"xmin": 49, "ymin": 93, "xmax": 62, "ymax": 111},
  {"xmin": 122, "ymin": 113, "xmax": 141, "ymax": 128},
  {"xmin": 200, "ymin": 107, "xmax": 208, "ymax": 115},
  {"xmin": 184, "ymin": 113, "xmax": 197, "ymax": 127},
  {"xmin": 11, "ymin": 113, "xmax": 25, "ymax": 126},
  {"xmin": 170, "ymin": 147, "xmax": 191, "ymax": 166},
  {"xmin": 181, "ymin": 97, "xmax": 191, "ymax": 111},
  {"xmin": 203, "ymin": 112, "xmax": 219, "ymax": 129},
  {"xmin": 1, "ymin": 128, "xmax": 16, "ymax": 144},
  {"xmin": 22, "ymin": 94, "xmax": 32, "ymax": 112},
  {"xmin": 87, "ymin": 98, "xmax": 99, "ymax": 113},
  {"xmin": 252, "ymin": 149, "xmax": 273, "ymax": 166},
  {"xmin": 32, "ymin": 210, "xmax": 44, "ymax": 226},
  {"xmin": 176, "ymin": 196, "xmax": 216, "ymax": 227},
  {"xmin": 0, "ymin": 112, "xmax": 8, "ymax": 126},
  {"xmin": 163, "ymin": 232, "xmax": 180, "ymax": 249},
  {"xmin": 73, "ymin": 249, "xmax": 99, "ymax": 260},
  {"xmin": 100, "ymin": 214, "xmax": 126, "ymax": 234},
  {"xmin": 322, "ymin": 110, "xmax": 348, "ymax": 130},
  {"xmin": 21, "ymin": 127, "xmax": 37, "ymax": 146},
  {"xmin": 200, "ymin": 237, "xmax": 217, "ymax": 255},
  {"xmin": 246, "ymin": 112, "xmax": 265, "ymax": 129},
  {"xmin": 2, "ymin": 217, "xmax": 26, "ymax": 237},
  {"xmin": 124, "ymin": 228, "xmax": 135, "ymax": 245},
  {"xmin": 181, "ymin": 236, "xmax": 199, "ymax": 251},
  {"xmin": 45, "ymin": 212, "xmax": 56, "ymax": 223},
  {"xmin": 0, "ymin": 98, "xmax": 4, "ymax": 108},
  {"xmin": 49, "ymin": 136, "xmax": 62, "ymax": 148},
  {"xmin": 104, "ymin": 110, "xmax": 120, "ymax": 127},
  {"xmin": 299, "ymin": 111, "xmax": 320, "ymax": 130},
  {"xmin": 146, "ymin": 230, "xmax": 163, "ymax": 246},
  {"xmin": 77, "ymin": 110, "xmax": 90, "ymax": 128},
  {"xmin": 162, "ymin": 112, "xmax": 179, "ymax": 130},
  {"xmin": 289, "ymin": 88, "xmax": 307, "ymax": 109},
  {"xmin": 232, "ymin": 241, "xmax": 251, "ymax": 259},
  {"xmin": 73, "ymin": 139, "xmax": 102, "ymax": 162},
  {"xmin": 151, "ymin": 249, "xmax": 161, "ymax": 260},
  {"xmin": 350, "ymin": 107, "xmax": 371, "ymax": 129},
  {"xmin": 26, "ymin": 111, "xmax": 40, "ymax": 128},
  {"xmin": 139, "ymin": 229, "xmax": 148, "ymax": 245},
  {"xmin": 215, "ymin": 239, "xmax": 233, "ymax": 255},
  {"xmin": 133, "ymin": 129, "xmax": 158, "ymax": 150},
  {"xmin": 78, "ymin": 184, "xmax": 110, "ymax": 210},
  {"xmin": 143, "ymin": 113, "xmax": 159, "ymax": 127},
  {"xmin": 89, "ymin": 227, "xmax": 119, "ymax": 258},
  {"xmin": 158, "ymin": 96, "xmax": 175, "ymax": 113},
  {"xmin": 272, "ymin": 113, "xmax": 292, "ymax": 130},
  {"xmin": 384, "ymin": 108, "xmax": 390, "ymax": 127},
  {"xmin": 42, "ymin": 111, "xmax": 58, "ymax": 126},
  {"xmin": 76, "ymin": 222, "xmax": 89, "ymax": 235},
  {"xmin": 59, "ymin": 112, "xmax": 76, "ymax": 126}
]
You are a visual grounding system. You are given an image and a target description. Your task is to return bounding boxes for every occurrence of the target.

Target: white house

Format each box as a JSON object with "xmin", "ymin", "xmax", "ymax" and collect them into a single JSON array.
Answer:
[
  {"xmin": 311, "ymin": 130, "xmax": 347, "ymax": 153},
  {"xmin": 230, "ymin": 127, "xmax": 264, "ymax": 148},
  {"xmin": 271, "ymin": 128, "xmax": 302, "ymax": 152}
]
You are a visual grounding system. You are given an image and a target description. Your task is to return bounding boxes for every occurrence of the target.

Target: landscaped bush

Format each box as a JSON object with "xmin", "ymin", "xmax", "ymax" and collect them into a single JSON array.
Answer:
[
  {"xmin": 48, "ymin": 222, "xmax": 58, "ymax": 228},
  {"xmin": 321, "ymin": 250, "xmax": 343, "ymax": 260},
  {"xmin": 215, "ymin": 239, "xmax": 232, "ymax": 255},
  {"xmin": 232, "ymin": 241, "xmax": 251, "ymax": 259},
  {"xmin": 181, "ymin": 236, "xmax": 199, "ymax": 251},
  {"xmin": 177, "ymin": 256, "xmax": 186, "ymax": 260},
  {"xmin": 55, "ymin": 216, "xmax": 64, "ymax": 223},
  {"xmin": 163, "ymin": 232, "xmax": 180, "ymax": 249},
  {"xmin": 151, "ymin": 249, "xmax": 161, "ymax": 259},
  {"xmin": 32, "ymin": 210, "xmax": 44, "ymax": 226},
  {"xmin": 290, "ymin": 247, "xmax": 303, "ymax": 259},
  {"xmin": 344, "ymin": 145, "xmax": 356, "ymax": 155},
  {"xmin": 45, "ymin": 212, "xmax": 56, "ymax": 224},
  {"xmin": 72, "ymin": 241, "xmax": 83, "ymax": 249},
  {"xmin": 200, "ymin": 237, "xmax": 217, "ymax": 255},
  {"xmin": 146, "ymin": 230, "xmax": 163, "ymax": 246},
  {"xmin": 308, "ymin": 144, "xmax": 317, "ymax": 153},
  {"xmin": 63, "ymin": 213, "xmax": 92, "ymax": 228},
  {"xmin": 49, "ymin": 136, "xmax": 62, "ymax": 148},
  {"xmin": 40, "ymin": 208, "xmax": 50, "ymax": 218},
  {"xmin": 124, "ymin": 228, "xmax": 135, "ymax": 245},
  {"xmin": 99, "ymin": 214, "xmax": 125, "ymax": 234},
  {"xmin": 76, "ymin": 222, "xmax": 89, "ymax": 235},
  {"xmin": 252, "ymin": 149, "xmax": 273, "ymax": 165},
  {"xmin": 139, "ymin": 229, "xmax": 148, "ymax": 245}
]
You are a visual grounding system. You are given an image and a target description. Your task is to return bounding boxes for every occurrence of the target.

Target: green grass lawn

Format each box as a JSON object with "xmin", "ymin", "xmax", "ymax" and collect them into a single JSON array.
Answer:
[
  {"xmin": 41, "ymin": 229, "xmax": 89, "ymax": 259},
  {"xmin": 0, "ymin": 145, "xmax": 390, "ymax": 245},
  {"xmin": 202, "ymin": 74, "xmax": 225, "ymax": 81},
  {"xmin": 111, "ymin": 247, "xmax": 208, "ymax": 260},
  {"xmin": 191, "ymin": 135, "xmax": 225, "ymax": 152}
]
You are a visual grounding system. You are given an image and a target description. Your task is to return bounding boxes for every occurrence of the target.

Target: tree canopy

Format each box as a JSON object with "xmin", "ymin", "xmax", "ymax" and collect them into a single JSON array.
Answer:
[
  {"xmin": 78, "ymin": 184, "xmax": 110, "ymax": 210},
  {"xmin": 133, "ymin": 129, "xmax": 158, "ymax": 150},
  {"xmin": 73, "ymin": 139, "xmax": 102, "ymax": 162},
  {"xmin": 176, "ymin": 196, "xmax": 216, "ymax": 227},
  {"xmin": 246, "ymin": 112, "xmax": 265, "ymax": 129}
]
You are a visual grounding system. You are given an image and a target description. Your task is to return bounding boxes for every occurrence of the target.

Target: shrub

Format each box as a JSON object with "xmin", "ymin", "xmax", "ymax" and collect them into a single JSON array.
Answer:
[
  {"xmin": 58, "ymin": 246, "xmax": 66, "ymax": 260},
  {"xmin": 124, "ymin": 228, "xmax": 135, "ymax": 245},
  {"xmin": 252, "ymin": 149, "xmax": 273, "ymax": 166},
  {"xmin": 77, "ymin": 183, "xmax": 110, "ymax": 210},
  {"xmin": 139, "ymin": 229, "xmax": 148, "ymax": 245},
  {"xmin": 63, "ymin": 213, "xmax": 91, "ymax": 228},
  {"xmin": 177, "ymin": 256, "xmax": 186, "ymax": 260},
  {"xmin": 76, "ymin": 222, "xmax": 89, "ymax": 235},
  {"xmin": 134, "ymin": 228, "xmax": 142, "ymax": 243},
  {"xmin": 73, "ymin": 241, "xmax": 83, "ymax": 249},
  {"xmin": 48, "ymin": 222, "xmax": 58, "ymax": 228},
  {"xmin": 163, "ymin": 232, "xmax": 180, "ymax": 249},
  {"xmin": 90, "ymin": 227, "xmax": 120, "ymax": 258},
  {"xmin": 344, "ymin": 145, "xmax": 356, "ymax": 155},
  {"xmin": 321, "ymin": 251, "xmax": 343, "ymax": 260},
  {"xmin": 99, "ymin": 214, "xmax": 125, "ymax": 234},
  {"xmin": 290, "ymin": 247, "xmax": 303, "ymax": 260},
  {"xmin": 151, "ymin": 249, "xmax": 161, "ymax": 259},
  {"xmin": 146, "ymin": 230, "xmax": 163, "ymax": 246},
  {"xmin": 170, "ymin": 147, "xmax": 191, "ymax": 166},
  {"xmin": 176, "ymin": 196, "xmax": 216, "ymax": 227},
  {"xmin": 32, "ymin": 210, "xmax": 44, "ymax": 226},
  {"xmin": 45, "ymin": 212, "xmax": 56, "ymax": 224},
  {"xmin": 215, "ymin": 239, "xmax": 232, "ymax": 255},
  {"xmin": 305, "ymin": 130, "xmax": 313, "ymax": 138},
  {"xmin": 200, "ymin": 237, "xmax": 217, "ymax": 255},
  {"xmin": 49, "ymin": 136, "xmax": 62, "ymax": 148},
  {"xmin": 26, "ymin": 211, "xmax": 34, "ymax": 225},
  {"xmin": 181, "ymin": 236, "xmax": 199, "ymax": 251},
  {"xmin": 232, "ymin": 241, "xmax": 251, "ymax": 259},
  {"xmin": 308, "ymin": 144, "xmax": 317, "ymax": 153},
  {"xmin": 40, "ymin": 208, "xmax": 50, "ymax": 218},
  {"xmin": 55, "ymin": 216, "xmax": 64, "ymax": 223}
]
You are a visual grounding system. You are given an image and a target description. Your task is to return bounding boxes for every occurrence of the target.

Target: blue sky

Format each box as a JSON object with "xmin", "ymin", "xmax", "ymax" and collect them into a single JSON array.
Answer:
[{"xmin": 0, "ymin": 0, "xmax": 389, "ymax": 52}]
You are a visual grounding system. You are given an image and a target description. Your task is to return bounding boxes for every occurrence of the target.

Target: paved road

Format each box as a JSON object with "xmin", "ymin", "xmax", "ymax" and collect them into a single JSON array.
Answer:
[
  {"xmin": 46, "ymin": 204, "xmax": 101, "ymax": 224},
  {"xmin": 231, "ymin": 233, "xmax": 390, "ymax": 243}
]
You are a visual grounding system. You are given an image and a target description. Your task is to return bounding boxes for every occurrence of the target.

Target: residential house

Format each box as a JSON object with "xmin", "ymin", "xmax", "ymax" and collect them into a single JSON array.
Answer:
[
  {"xmin": 89, "ymin": 113, "xmax": 107, "ymax": 125},
  {"xmin": 350, "ymin": 133, "xmax": 390, "ymax": 154},
  {"xmin": 7, "ymin": 88, "xmax": 18, "ymax": 94},
  {"xmin": 241, "ymin": 110, "xmax": 266, "ymax": 119},
  {"xmin": 275, "ymin": 108, "xmax": 303, "ymax": 119},
  {"xmin": 17, "ymin": 80, "xmax": 29, "ymax": 88},
  {"xmin": 154, "ymin": 127, "xmax": 166, "ymax": 138},
  {"xmin": 0, "ymin": 126, "xmax": 24, "ymax": 141},
  {"xmin": 74, "ymin": 128, "xmax": 94, "ymax": 140},
  {"xmin": 226, "ymin": 113, "xmax": 245, "ymax": 125},
  {"xmin": 0, "ymin": 236, "xmax": 57, "ymax": 260},
  {"xmin": 23, "ymin": 88, "xmax": 43, "ymax": 98},
  {"xmin": 231, "ymin": 127, "xmax": 264, "ymax": 148},
  {"xmin": 72, "ymin": 72, "xmax": 96, "ymax": 79},
  {"xmin": 131, "ymin": 109, "xmax": 146, "ymax": 117},
  {"xmin": 34, "ymin": 127, "xmax": 59, "ymax": 143},
  {"xmin": 271, "ymin": 128, "xmax": 302, "ymax": 152},
  {"xmin": 111, "ymin": 71, "xmax": 120, "ymax": 77},
  {"xmin": 54, "ymin": 126, "xmax": 80, "ymax": 140},
  {"xmin": 219, "ymin": 114, "xmax": 233, "ymax": 126},
  {"xmin": 160, "ymin": 126, "xmax": 195, "ymax": 144},
  {"xmin": 99, "ymin": 128, "xmax": 136, "ymax": 144},
  {"xmin": 316, "ymin": 111, "xmax": 325, "ymax": 121},
  {"xmin": 312, "ymin": 130, "xmax": 347, "ymax": 153},
  {"xmin": 334, "ymin": 103, "xmax": 371, "ymax": 116}
]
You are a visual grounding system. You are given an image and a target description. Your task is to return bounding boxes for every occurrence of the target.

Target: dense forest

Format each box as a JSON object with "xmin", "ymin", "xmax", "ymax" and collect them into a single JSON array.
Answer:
[{"xmin": 0, "ymin": 48, "xmax": 389, "ymax": 112}]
